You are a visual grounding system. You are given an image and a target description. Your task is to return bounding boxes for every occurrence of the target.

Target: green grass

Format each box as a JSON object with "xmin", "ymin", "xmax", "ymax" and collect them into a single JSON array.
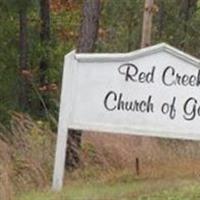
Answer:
[{"xmin": 17, "ymin": 178, "xmax": 200, "ymax": 200}]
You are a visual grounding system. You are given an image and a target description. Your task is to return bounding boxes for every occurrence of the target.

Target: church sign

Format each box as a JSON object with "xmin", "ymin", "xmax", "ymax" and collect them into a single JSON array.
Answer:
[{"xmin": 52, "ymin": 43, "xmax": 200, "ymax": 190}]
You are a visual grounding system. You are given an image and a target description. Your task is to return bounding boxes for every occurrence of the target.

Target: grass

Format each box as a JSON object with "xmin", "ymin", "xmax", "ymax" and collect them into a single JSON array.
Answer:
[
  {"xmin": 17, "ymin": 178, "xmax": 200, "ymax": 200},
  {"xmin": 3, "ymin": 114, "xmax": 200, "ymax": 200}
]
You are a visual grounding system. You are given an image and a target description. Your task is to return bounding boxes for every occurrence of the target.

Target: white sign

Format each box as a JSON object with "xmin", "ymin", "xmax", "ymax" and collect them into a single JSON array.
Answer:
[{"xmin": 52, "ymin": 43, "xmax": 200, "ymax": 190}]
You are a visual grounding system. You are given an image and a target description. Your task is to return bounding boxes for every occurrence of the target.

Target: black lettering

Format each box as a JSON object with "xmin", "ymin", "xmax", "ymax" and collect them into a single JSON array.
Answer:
[
  {"xmin": 117, "ymin": 93, "xmax": 124, "ymax": 110},
  {"xmin": 139, "ymin": 101, "xmax": 146, "ymax": 112},
  {"xmin": 104, "ymin": 92, "xmax": 154, "ymax": 114},
  {"xmin": 162, "ymin": 66, "xmax": 175, "ymax": 86},
  {"xmin": 104, "ymin": 91, "xmax": 117, "ymax": 111},
  {"xmin": 147, "ymin": 96, "xmax": 154, "ymax": 112},
  {"xmin": 146, "ymin": 66, "xmax": 155, "ymax": 83},
  {"xmin": 182, "ymin": 75, "xmax": 189, "ymax": 86},
  {"xmin": 189, "ymin": 75, "xmax": 196, "ymax": 86},
  {"xmin": 183, "ymin": 97, "xmax": 197, "ymax": 120},
  {"xmin": 169, "ymin": 97, "xmax": 176, "ymax": 120},
  {"xmin": 197, "ymin": 70, "xmax": 200, "ymax": 86},
  {"xmin": 138, "ymin": 72, "xmax": 146, "ymax": 83},
  {"xmin": 118, "ymin": 63, "xmax": 138, "ymax": 82}
]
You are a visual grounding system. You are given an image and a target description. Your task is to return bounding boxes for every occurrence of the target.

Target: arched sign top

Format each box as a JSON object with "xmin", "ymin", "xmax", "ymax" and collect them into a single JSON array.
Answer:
[
  {"xmin": 75, "ymin": 43, "xmax": 200, "ymax": 67},
  {"xmin": 53, "ymin": 43, "xmax": 200, "ymax": 191}
]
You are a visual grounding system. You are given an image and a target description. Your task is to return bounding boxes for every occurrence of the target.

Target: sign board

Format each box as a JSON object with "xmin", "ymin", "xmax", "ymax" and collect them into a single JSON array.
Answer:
[{"xmin": 52, "ymin": 43, "xmax": 200, "ymax": 190}]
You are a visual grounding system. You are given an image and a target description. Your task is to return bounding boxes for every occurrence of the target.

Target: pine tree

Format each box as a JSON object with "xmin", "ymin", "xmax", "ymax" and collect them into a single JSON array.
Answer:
[{"xmin": 39, "ymin": 0, "xmax": 51, "ymax": 115}]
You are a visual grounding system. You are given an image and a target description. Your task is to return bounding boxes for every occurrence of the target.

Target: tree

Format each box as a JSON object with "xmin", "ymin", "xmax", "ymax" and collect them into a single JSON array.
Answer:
[
  {"xmin": 97, "ymin": 0, "xmax": 142, "ymax": 52},
  {"xmin": 179, "ymin": 0, "xmax": 197, "ymax": 31},
  {"xmin": 1, "ymin": 0, "xmax": 36, "ymax": 111},
  {"xmin": 157, "ymin": 0, "xmax": 165, "ymax": 39},
  {"xmin": 17, "ymin": 1, "xmax": 33, "ymax": 111},
  {"xmin": 65, "ymin": 0, "xmax": 101, "ymax": 170},
  {"xmin": 19, "ymin": 7, "xmax": 28, "ymax": 71},
  {"xmin": 18, "ymin": 5, "xmax": 29, "ymax": 110},
  {"xmin": 179, "ymin": 0, "xmax": 197, "ymax": 48},
  {"xmin": 39, "ymin": 0, "xmax": 51, "ymax": 115},
  {"xmin": 77, "ymin": 0, "xmax": 101, "ymax": 53},
  {"xmin": 141, "ymin": 0, "xmax": 154, "ymax": 48}
]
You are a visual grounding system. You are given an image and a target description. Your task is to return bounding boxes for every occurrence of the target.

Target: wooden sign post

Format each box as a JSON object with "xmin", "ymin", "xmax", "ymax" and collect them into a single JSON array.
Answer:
[{"xmin": 52, "ymin": 43, "xmax": 200, "ymax": 191}]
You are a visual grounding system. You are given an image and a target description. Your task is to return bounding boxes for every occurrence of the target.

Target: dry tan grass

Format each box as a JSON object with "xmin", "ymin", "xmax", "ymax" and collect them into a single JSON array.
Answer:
[
  {"xmin": 81, "ymin": 131, "xmax": 200, "ymax": 179},
  {"xmin": 1, "ymin": 113, "xmax": 200, "ymax": 199},
  {"xmin": 0, "ymin": 140, "xmax": 13, "ymax": 200},
  {"xmin": 0, "ymin": 113, "xmax": 56, "ymax": 199}
]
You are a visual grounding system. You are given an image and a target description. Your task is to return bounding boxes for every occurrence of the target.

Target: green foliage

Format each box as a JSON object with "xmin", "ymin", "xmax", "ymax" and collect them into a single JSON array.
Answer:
[
  {"xmin": 1, "ymin": 0, "xmax": 38, "ymax": 12},
  {"xmin": 16, "ymin": 178, "xmax": 200, "ymax": 200},
  {"xmin": 0, "ymin": 1, "xmax": 81, "ymax": 123},
  {"xmin": 98, "ymin": 0, "xmax": 143, "ymax": 52},
  {"xmin": 153, "ymin": 0, "xmax": 200, "ymax": 56},
  {"xmin": 1, "ymin": 0, "xmax": 200, "ymax": 124}
]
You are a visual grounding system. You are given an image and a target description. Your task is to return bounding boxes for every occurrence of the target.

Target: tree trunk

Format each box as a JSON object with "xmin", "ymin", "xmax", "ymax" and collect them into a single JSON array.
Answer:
[
  {"xmin": 127, "ymin": 11, "xmax": 134, "ymax": 51},
  {"xmin": 65, "ymin": 0, "xmax": 101, "ymax": 170},
  {"xmin": 39, "ymin": 0, "xmax": 50, "ymax": 115},
  {"xmin": 141, "ymin": 0, "xmax": 154, "ymax": 48},
  {"xmin": 158, "ymin": 0, "xmax": 164, "ymax": 39},
  {"xmin": 19, "ymin": 8, "xmax": 29, "ymax": 110},
  {"xmin": 77, "ymin": 0, "xmax": 101, "ymax": 53}
]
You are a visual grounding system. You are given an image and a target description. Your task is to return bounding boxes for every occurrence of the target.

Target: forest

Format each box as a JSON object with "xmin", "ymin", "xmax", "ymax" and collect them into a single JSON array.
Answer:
[
  {"xmin": 1, "ymin": 0, "xmax": 200, "ymax": 121},
  {"xmin": 1, "ymin": 0, "xmax": 200, "ymax": 199}
]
